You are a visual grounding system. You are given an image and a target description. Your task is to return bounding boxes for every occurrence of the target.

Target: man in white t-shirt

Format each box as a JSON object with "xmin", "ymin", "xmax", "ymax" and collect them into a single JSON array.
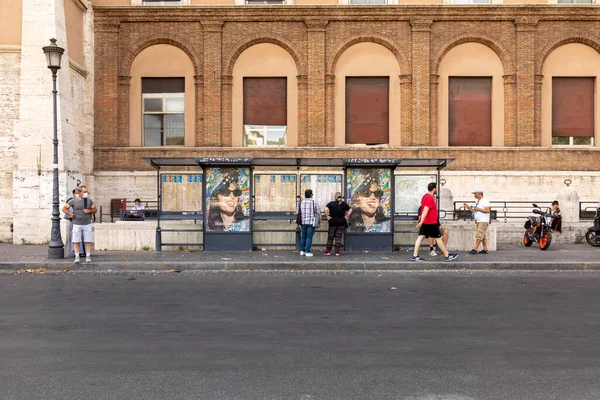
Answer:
[{"xmin": 463, "ymin": 189, "xmax": 491, "ymax": 254}]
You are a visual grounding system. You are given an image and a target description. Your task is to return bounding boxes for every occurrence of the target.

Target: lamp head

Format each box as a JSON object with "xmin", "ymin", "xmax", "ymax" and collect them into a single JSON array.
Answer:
[{"xmin": 42, "ymin": 38, "xmax": 64, "ymax": 74}]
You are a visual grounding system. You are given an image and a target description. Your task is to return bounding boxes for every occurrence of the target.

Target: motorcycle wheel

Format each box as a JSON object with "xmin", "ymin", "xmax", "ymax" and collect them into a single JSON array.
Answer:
[
  {"xmin": 585, "ymin": 231, "xmax": 600, "ymax": 247},
  {"xmin": 523, "ymin": 229, "xmax": 533, "ymax": 247},
  {"xmin": 539, "ymin": 231, "xmax": 552, "ymax": 250}
]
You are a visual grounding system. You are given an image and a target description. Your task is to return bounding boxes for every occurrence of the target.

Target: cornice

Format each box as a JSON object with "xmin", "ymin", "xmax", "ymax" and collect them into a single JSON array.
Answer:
[
  {"xmin": 69, "ymin": 58, "xmax": 88, "ymax": 78},
  {"xmin": 91, "ymin": 6, "xmax": 600, "ymax": 24}
]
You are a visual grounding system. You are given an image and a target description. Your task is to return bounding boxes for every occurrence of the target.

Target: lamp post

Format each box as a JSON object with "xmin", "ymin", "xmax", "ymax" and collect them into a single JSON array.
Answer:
[{"xmin": 43, "ymin": 38, "xmax": 65, "ymax": 259}]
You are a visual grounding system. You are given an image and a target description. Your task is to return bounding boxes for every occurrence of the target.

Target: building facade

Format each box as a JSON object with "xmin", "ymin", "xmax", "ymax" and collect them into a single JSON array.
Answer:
[{"xmin": 1, "ymin": 0, "xmax": 599, "ymax": 244}]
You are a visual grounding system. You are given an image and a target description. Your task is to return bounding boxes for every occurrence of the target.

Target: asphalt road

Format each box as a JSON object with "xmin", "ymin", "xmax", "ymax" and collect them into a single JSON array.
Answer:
[{"xmin": 1, "ymin": 271, "xmax": 599, "ymax": 400}]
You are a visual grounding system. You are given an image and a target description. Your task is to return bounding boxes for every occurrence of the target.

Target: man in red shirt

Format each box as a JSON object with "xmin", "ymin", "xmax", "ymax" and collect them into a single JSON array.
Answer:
[{"xmin": 411, "ymin": 182, "xmax": 458, "ymax": 262}]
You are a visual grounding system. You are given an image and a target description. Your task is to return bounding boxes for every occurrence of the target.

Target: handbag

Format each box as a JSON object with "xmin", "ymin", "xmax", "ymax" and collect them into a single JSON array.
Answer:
[
  {"xmin": 313, "ymin": 213, "xmax": 320, "ymax": 228},
  {"xmin": 296, "ymin": 211, "xmax": 302, "ymax": 225}
]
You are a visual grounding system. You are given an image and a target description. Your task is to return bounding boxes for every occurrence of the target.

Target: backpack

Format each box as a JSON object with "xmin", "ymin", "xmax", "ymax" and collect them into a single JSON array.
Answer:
[{"xmin": 84, "ymin": 198, "xmax": 96, "ymax": 222}]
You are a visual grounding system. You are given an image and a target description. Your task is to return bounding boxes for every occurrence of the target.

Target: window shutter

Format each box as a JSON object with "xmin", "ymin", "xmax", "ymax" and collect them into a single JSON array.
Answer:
[
  {"xmin": 448, "ymin": 77, "xmax": 492, "ymax": 147},
  {"xmin": 243, "ymin": 77, "xmax": 287, "ymax": 126},
  {"xmin": 142, "ymin": 78, "xmax": 185, "ymax": 93},
  {"xmin": 345, "ymin": 77, "xmax": 389, "ymax": 145},
  {"xmin": 552, "ymin": 77, "xmax": 595, "ymax": 137}
]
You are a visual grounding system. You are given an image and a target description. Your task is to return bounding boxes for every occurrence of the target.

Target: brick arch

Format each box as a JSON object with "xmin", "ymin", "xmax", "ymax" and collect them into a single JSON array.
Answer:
[
  {"xmin": 223, "ymin": 34, "xmax": 305, "ymax": 76},
  {"xmin": 122, "ymin": 37, "xmax": 201, "ymax": 76},
  {"xmin": 536, "ymin": 36, "xmax": 600, "ymax": 75},
  {"xmin": 432, "ymin": 35, "xmax": 515, "ymax": 76},
  {"xmin": 327, "ymin": 35, "xmax": 409, "ymax": 75}
]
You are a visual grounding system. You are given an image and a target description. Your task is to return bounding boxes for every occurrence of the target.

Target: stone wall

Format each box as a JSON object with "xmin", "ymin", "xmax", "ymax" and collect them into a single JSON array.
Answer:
[
  {"xmin": 11, "ymin": 0, "xmax": 95, "ymax": 245},
  {"xmin": 0, "ymin": 50, "xmax": 20, "ymax": 242}
]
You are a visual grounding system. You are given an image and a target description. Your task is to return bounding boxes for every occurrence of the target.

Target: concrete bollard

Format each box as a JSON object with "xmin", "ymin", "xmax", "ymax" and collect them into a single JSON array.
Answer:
[{"xmin": 556, "ymin": 179, "xmax": 579, "ymax": 224}]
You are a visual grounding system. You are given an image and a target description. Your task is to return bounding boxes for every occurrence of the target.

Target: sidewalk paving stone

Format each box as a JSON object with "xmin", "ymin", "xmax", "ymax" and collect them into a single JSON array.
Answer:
[{"xmin": 1, "ymin": 243, "xmax": 599, "ymax": 272}]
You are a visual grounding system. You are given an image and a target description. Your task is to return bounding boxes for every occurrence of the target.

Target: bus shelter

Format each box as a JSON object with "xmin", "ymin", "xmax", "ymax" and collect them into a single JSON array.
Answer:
[{"xmin": 143, "ymin": 157, "xmax": 453, "ymax": 252}]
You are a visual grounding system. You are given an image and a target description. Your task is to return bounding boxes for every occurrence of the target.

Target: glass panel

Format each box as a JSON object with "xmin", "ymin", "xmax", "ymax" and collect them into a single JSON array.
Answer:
[
  {"xmin": 244, "ymin": 125, "xmax": 266, "ymax": 146},
  {"xmin": 368, "ymin": 0, "xmax": 387, "ymax": 3},
  {"xmin": 575, "ymin": 0, "xmax": 593, "ymax": 3},
  {"xmin": 144, "ymin": 98, "xmax": 163, "ymax": 112},
  {"xmin": 573, "ymin": 137, "xmax": 592, "ymax": 146},
  {"xmin": 144, "ymin": 114, "xmax": 162, "ymax": 130},
  {"xmin": 557, "ymin": 0, "xmax": 574, "ymax": 3},
  {"xmin": 166, "ymin": 97, "xmax": 184, "ymax": 112},
  {"xmin": 165, "ymin": 131, "xmax": 184, "ymax": 145},
  {"xmin": 266, "ymin": 126, "xmax": 287, "ymax": 146},
  {"xmin": 350, "ymin": 0, "xmax": 367, "ymax": 4},
  {"xmin": 165, "ymin": 114, "xmax": 184, "ymax": 145},
  {"xmin": 472, "ymin": 0, "xmax": 491, "ymax": 3},
  {"xmin": 144, "ymin": 130, "xmax": 162, "ymax": 146},
  {"xmin": 452, "ymin": 0, "xmax": 471, "ymax": 3},
  {"xmin": 552, "ymin": 136, "xmax": 570, "ymax": 145},
  {"xmin": 165, "ymin": 114, "xmax": 184, "ymax": 130}
]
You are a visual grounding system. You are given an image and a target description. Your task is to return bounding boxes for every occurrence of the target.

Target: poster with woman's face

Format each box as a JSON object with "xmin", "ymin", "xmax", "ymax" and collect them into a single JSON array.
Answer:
[
  {"xmin": 205, "ymin": 167, "xmax": 250, "ymax": 232},
  {"xmin": 346, "ymin": 168, "xmax": 392, "ymax": 233}
]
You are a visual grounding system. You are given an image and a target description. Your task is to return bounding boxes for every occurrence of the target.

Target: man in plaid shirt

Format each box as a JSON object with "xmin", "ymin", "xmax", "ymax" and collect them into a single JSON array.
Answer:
[{"xmin": 296, "ymin": 189, "xmax": 322, "ymax": 257}]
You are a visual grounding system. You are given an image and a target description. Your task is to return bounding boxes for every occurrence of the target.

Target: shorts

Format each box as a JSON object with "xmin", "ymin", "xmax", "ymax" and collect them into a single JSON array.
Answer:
[
  {"xmin": 72, "ymin": 224, "xmax": 93, "ymax": 243},
  {"xmin": 475, "ymin": 222, "xmax": 489, "ymax": 240},
  {"xmin": 419, "ymin": 223, "xmax": 442, "ymax": 239}
]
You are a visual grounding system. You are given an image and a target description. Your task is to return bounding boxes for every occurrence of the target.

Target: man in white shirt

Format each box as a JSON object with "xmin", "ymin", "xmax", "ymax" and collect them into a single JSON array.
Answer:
[
  {"xmin": 123, "ymin": 198, "xmax": 145, "ymax": 219},
  {"xmin": 464, "ymin": 189, "xmax": 491, "ymax": 254}
]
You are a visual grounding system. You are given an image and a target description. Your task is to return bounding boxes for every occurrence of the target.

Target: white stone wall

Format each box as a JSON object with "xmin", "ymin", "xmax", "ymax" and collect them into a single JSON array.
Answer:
[
  {"xmin": 11, "ymin": 0, "xmax": 95, "ymax": 244},
  {"xmin": 441, "ymin": 171, "xmax": 600, "ymax": 204},
  {"xmin": 0, "ymin": 49, "xmax": 20, "ymax": 242},
  {"xmin": 92, "ymin": 172, "xmax": 158, "ymax": 221}
]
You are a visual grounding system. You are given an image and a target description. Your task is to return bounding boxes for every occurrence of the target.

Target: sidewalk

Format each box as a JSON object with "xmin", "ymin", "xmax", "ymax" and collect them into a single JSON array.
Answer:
[{"xmin": 1, "ymin": 243, "xmax": 599, "ymax": 272}]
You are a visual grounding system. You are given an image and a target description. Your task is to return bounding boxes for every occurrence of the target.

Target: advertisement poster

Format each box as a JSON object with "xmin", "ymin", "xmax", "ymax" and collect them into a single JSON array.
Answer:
[
  {"xmin": 346, "ymin": 168, "xmax": 392, "ymax": 233},
  {"xmin": 205, "ymin": 167, "xmax": 250, "ymax": 232},
  {"xmin": 300, "ymin": 174, "xmax": 343, "ymax": 211},
  {"xmin": 254, "ymin": 174, "xmax": 297, "ymax": 212},
  {"xmin": 394, "ymin": 175, "xmax": 437, "ymax": 216},
  {"xmin": 161, "ymin": 174, "xmax": 203, "ymax": 212}
]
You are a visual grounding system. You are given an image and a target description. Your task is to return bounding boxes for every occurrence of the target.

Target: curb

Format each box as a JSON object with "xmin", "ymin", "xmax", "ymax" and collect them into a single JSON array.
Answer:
[{"xmin": 2, "ymin": 261, "xmax": 600, "ymax": 272}]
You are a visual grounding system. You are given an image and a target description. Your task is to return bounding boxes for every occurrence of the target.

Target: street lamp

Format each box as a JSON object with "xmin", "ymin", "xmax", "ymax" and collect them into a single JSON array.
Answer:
[{"xmin": 43, "ymin": 38, "xmax": 65, "ymax": 259}]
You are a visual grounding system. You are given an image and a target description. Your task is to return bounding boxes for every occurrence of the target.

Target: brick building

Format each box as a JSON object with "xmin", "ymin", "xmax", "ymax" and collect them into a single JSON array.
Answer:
[{"xmin": 1, "ymin": 0, "xmax": 599, "ymax": 244}]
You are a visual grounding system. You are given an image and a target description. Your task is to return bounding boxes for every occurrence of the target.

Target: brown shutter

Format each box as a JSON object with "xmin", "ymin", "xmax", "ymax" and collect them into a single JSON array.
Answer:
[
  {"xmin": 552, "ymin": 77, "xmax": 595, "ymax": 137},
  {"xmin": 345, "ymin": 77, "xmax": 389, "ymax": 145},
  {"xmin": 142, "ymin": 78, "xmax": 185, "ymax": 93},
  {"xmin": 243, "ymin": 77, "xmax": 287, "ymax": 126},
  {"xmin": 448, "ymin": 77, "xmax": 492, "ymax": 146}
]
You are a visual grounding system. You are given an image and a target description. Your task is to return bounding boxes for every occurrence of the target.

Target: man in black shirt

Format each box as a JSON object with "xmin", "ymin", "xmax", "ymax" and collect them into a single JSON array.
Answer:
[{"xmin": 323, "ymin": 192, "xmax": 351, "ymax": 256}]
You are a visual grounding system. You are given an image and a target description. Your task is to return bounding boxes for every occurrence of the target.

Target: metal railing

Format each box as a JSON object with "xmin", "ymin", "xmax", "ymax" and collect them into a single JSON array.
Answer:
[{"xmin": 453, "ymin": 201, "xmax": 599, "ymax": 222}]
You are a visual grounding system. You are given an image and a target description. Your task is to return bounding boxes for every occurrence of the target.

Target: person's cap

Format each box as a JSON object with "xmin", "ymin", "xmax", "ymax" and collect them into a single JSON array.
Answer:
[
  {"xmin": 134, "ymin": 198, "xmax": 141, "ymax": 202},
  {"xmin": 471, "ymin": 189, "xmax": 484, "ymax": 194}
]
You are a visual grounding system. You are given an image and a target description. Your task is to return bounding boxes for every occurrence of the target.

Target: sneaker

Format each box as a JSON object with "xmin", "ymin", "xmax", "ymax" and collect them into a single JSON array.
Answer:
[
  {"xmin": 477, "ymin": 250, "xmax": 488, "ymax": 254},
  {"xmin": 300, "ymin": 251, "xmax": 305, "ymax": 256},
  {"xmin": 445, "ymin": 253, "xmax": 459, "ymax": 261},
  {"xmin": 429, "ymin": 250, "xmax": 438, "ymax": 256},
  {"xmin": 74, "ymin": 255, "xmax": 80, "ymax": 264},
  {"xmin": 305, "ymin": 253, "xmax": 314, "ymax": 257},
  {"xmin": 411, "ymin": 255, "xmax": 425, "ymax": 262},
  {"xmin": 335, "ymin": 253, "xmax": 340, "ymax": 257},
  {"xmin": 468, "ymin": 249, "xmax": 477, "ymax": 254},
  {"xmin": 324, "ymin": 252, "xmax": 331, "ymax": 256},
  {"xmin": 86, "ymin": 256, "xmax": 91, "ymax": 263}
]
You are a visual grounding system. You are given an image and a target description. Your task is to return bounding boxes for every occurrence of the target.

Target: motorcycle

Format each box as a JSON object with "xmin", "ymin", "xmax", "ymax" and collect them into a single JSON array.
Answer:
[
  {"xmin": 585, "ymin": 207, "xmax": 600, "ymax": 247},
  {"xmin": 523, "ymin": 204, "xmax": 557, "ymax": 251}
]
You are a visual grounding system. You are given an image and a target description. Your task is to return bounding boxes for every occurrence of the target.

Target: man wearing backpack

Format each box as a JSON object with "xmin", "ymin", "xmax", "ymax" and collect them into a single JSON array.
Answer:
[{"xmin": 62, "ymin": 186, "xmax": 97, "ymax": 263}]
